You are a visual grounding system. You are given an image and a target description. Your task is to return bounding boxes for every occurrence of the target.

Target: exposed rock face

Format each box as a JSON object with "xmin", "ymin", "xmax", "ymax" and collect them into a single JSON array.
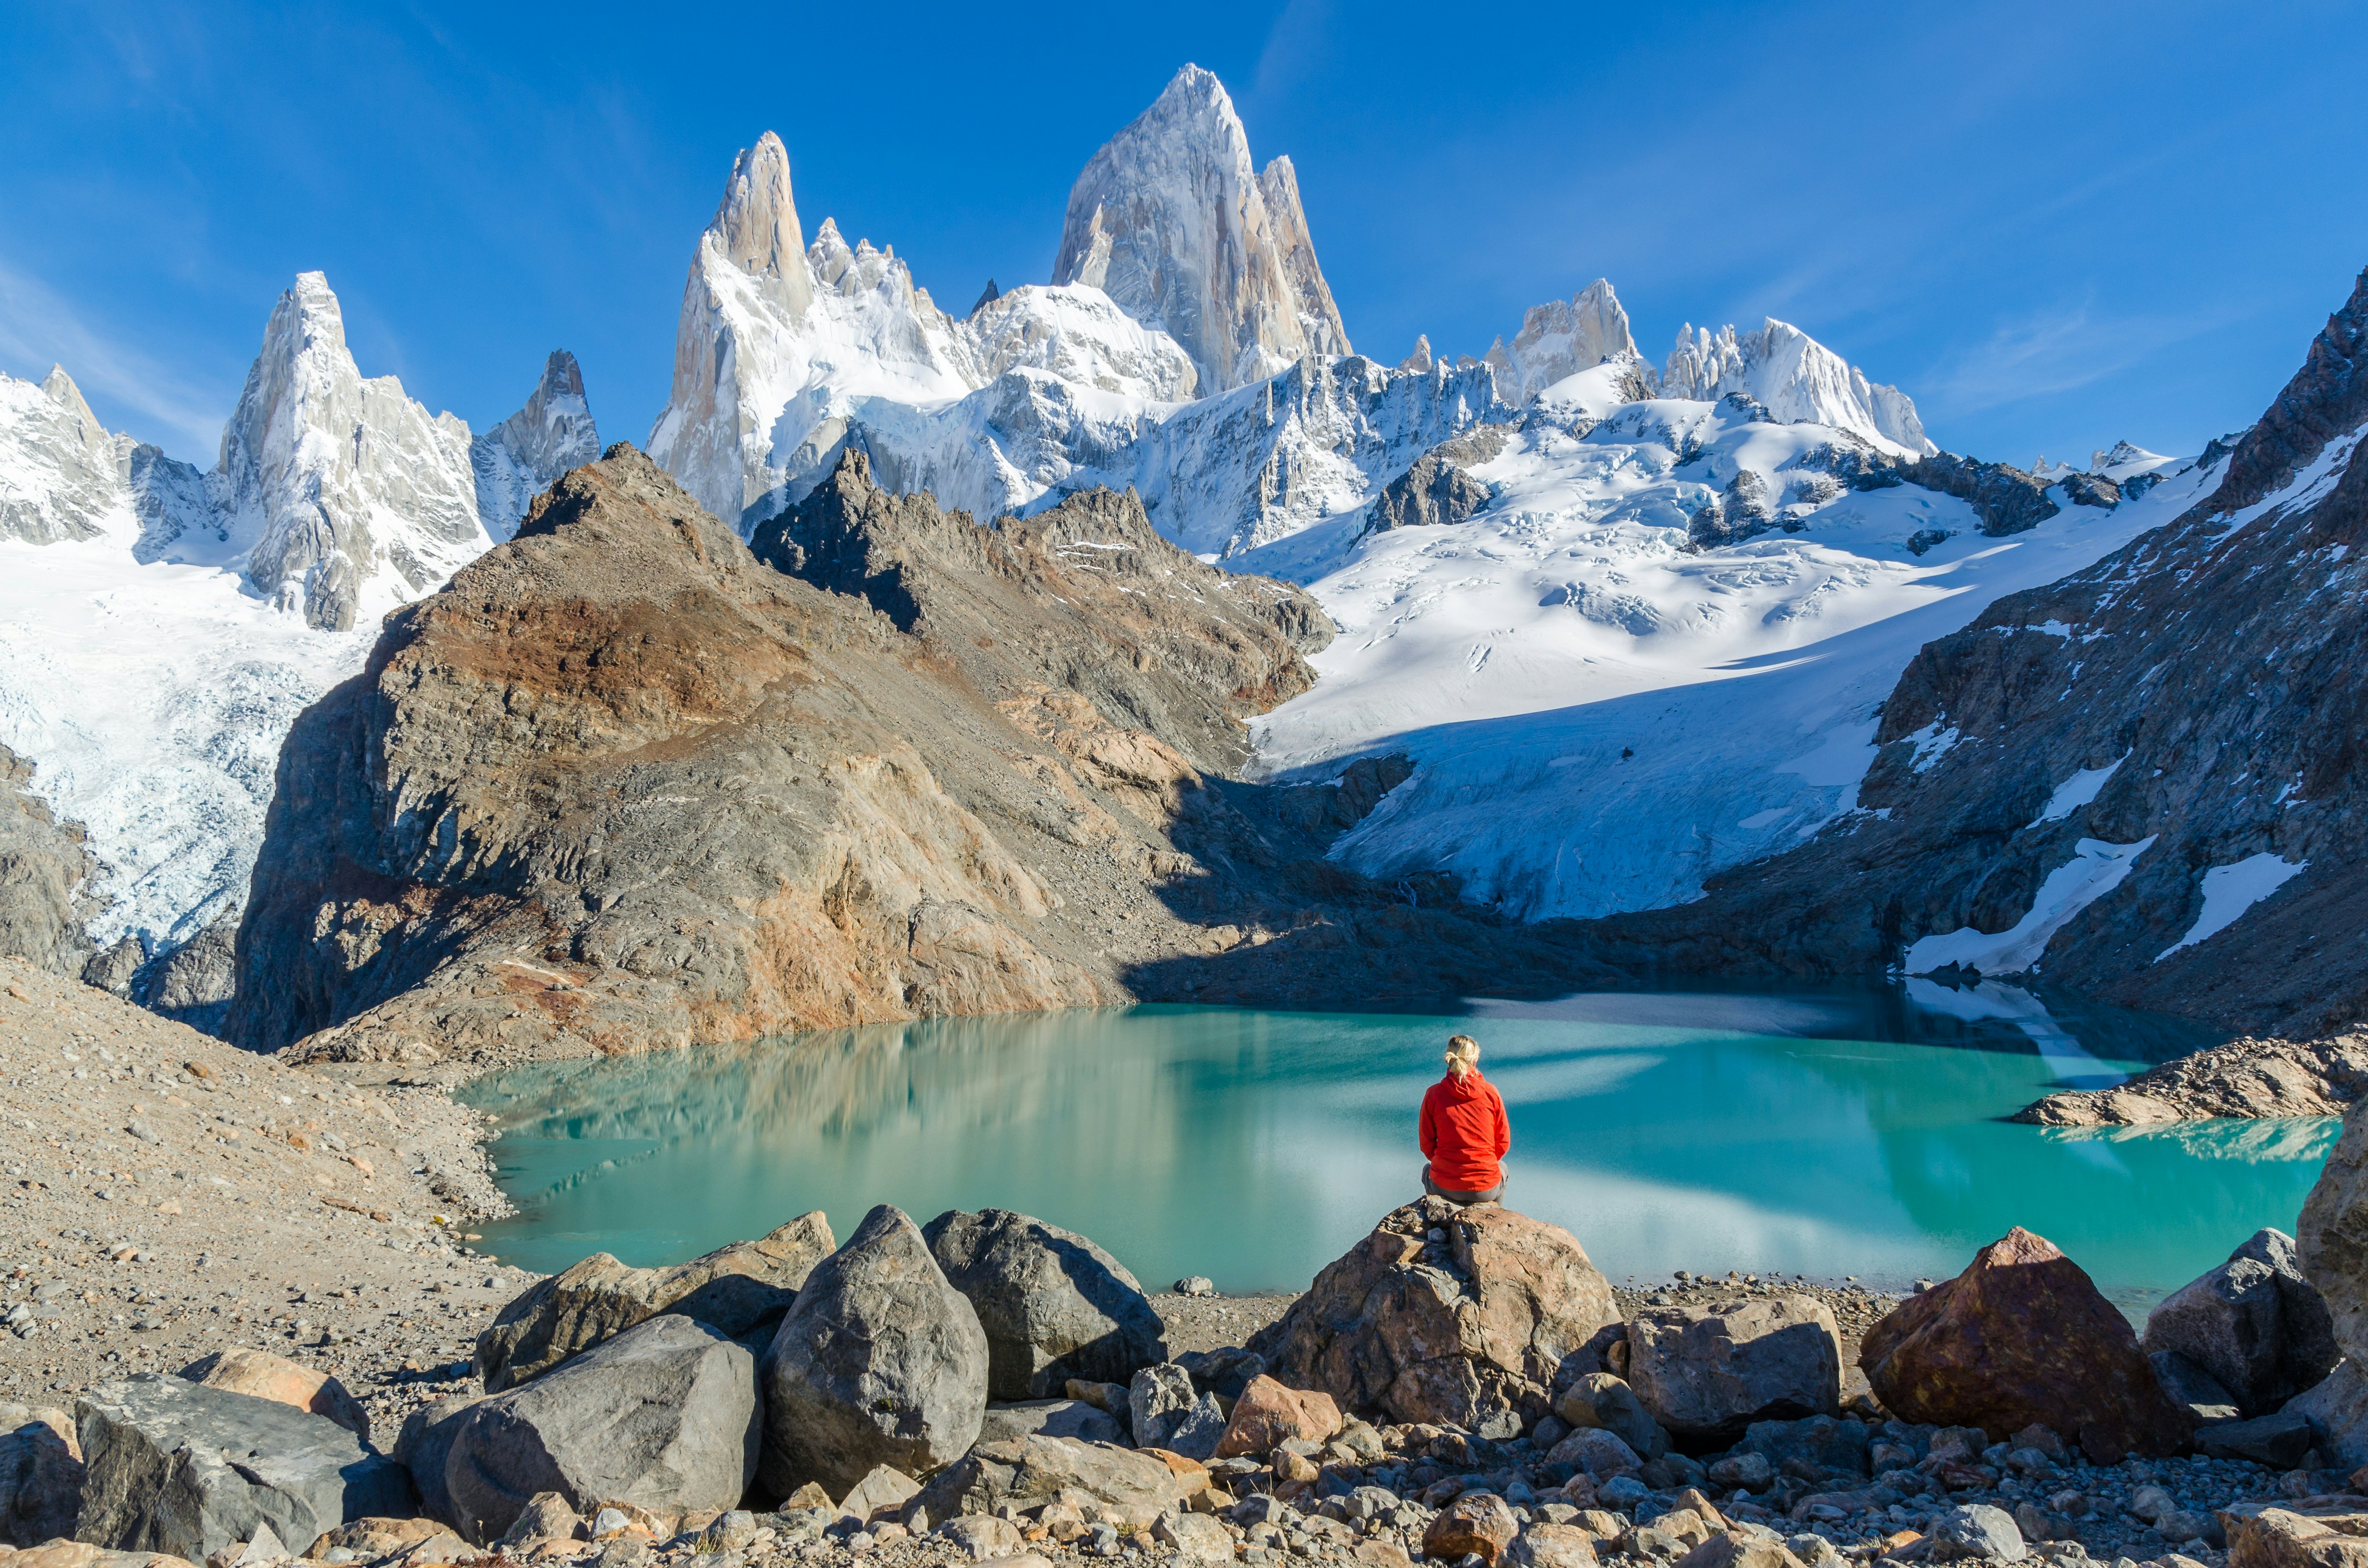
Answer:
[
  {"xmin": 2140, "ymin": 1229, "xmax": 2338, "ymax": 1417},
  {"xmin": 227, "ymin": 445, "xmax": 1328, "ymax": 1061},
  {"xmin": 2017, "ymin": 1036, "xmax": 2368, "ymax": 1125},
  {"xmin": 1247, "ymin": 1199, "xmax": 1621, "ymax": 1433},
  {"xmin": 471, "ymin": 351, "xmax": 602, "ymax": 542},
  {"xmin": 1569, "ymin": 266, "xmax": 2368, "ymax": 1038},
  {"xmin": 1893, "ymin": 453, "xmax": 2060, "ymax": 537},
  {"xmin": 475, "ymin": 1212, "xmax": 835, "ymax": 1391},
  {"xmin": 2300, "ymin": 1093, "xmax": 2368, "ymax": 1372},
  {"xmin": 1362, "ymin": 427, "xmax": 1510, "ymax": 537},
  {"xmin": 0, "ymin": 743, "xmax": 96, "ymax": 977},
  {"xmin": 1052, "ymin": 65, "xmax": 1350, "ymax": 396},
  {"xmin": 1623, "ymin": 1297, "xmax": 1842, "ymax": 1445},
  {"xmin": 444, "ymin": 1315, "xmax": 760, "ymax": 1544},
  {"xmin": 1858, "ymin": 1228, "xmax": 2189, "ymax": 1460},
  {"xmin": 759, "ymin": 1205, "xmax": 987, "ymax": 1497},
  {"xmin": 74, "ymin": 1374, "xmax": 414, "ymax": 1559},
  {"xmin": 922, "ymin": 1208, "xmax": 1168, "ymax": 1400},
  {"xmin": 0, "ymin": 1404, "xmax": 83, "ymax": 1547}
]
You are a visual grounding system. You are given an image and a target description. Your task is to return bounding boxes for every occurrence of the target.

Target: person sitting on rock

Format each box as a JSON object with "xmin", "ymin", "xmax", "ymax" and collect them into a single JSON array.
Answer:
[{"xmin": 1420, "ymin": 1034, "xmax": 1509, "ymax": 1205}]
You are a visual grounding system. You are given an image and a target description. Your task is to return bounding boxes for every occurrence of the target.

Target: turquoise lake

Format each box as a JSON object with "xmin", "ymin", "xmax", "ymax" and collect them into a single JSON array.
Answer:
[{"xmin": 458, "ymin": 984, "xmax": 2333, "ymax": 1311}]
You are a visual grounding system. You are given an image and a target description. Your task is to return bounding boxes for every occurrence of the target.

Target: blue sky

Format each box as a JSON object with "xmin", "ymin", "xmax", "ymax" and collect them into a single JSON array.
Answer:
[{"xmin": 3, "ymin": 1, "xmax": 2364, "ymax": 470}]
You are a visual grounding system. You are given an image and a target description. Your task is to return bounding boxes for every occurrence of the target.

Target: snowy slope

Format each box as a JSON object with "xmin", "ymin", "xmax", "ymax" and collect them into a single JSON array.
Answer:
[
  {"xmin": 0, "ymin": 289, "xmax": 595, "ymax": 979},
  {"xmin": 1247, "ymin": 398, "xmax": 2219, "ymax": 922}
]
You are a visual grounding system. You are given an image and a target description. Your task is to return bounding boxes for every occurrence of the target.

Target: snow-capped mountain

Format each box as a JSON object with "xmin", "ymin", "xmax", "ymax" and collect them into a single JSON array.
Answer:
[
  {"xmin": 1051, "ymin": 63, "xmax": 1351, "ymax": 396},
  {"xmin": 1662, "ymin": 318, "xmax": 1935, "ymax": 456},
  {"xmin": 0, "ymin": 278, "xmax": 595, "ymax": 1004},
  {"xmin": 1483, "ymin": 280, "xmax": 1647, "ymax": 404}
]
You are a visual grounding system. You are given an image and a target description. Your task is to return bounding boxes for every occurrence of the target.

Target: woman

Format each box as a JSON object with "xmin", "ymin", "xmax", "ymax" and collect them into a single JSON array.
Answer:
[{"xmin": 1419, "ymin": 1034, "xmax": 1509, "ymax": 1205}]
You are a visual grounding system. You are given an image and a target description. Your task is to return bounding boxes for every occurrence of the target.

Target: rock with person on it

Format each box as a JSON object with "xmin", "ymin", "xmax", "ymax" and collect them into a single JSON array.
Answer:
[
  {"xmin": 902, "ymin": 1433, "xmax": 1204, "ymax": 1531},
  {"xmin": 178, "ymin": 1349, "xmax": 370, "ymax": 1443},
  {"xmin": 1623, "ymin": 1295, "xmax": 1842, "ymax": 1444},
  {"xmin": 1213, "ymin": 1374, "xmax": 1344, "ymax": 1458},
  {"xmin": 475, "ymin": 1211, "xmax": 834, "ymax": 1392},
  {"xmin": 1247, "ymin": 1198, "xmax": 1620, "ymax": 1434},
  {"xmin": 74, "ymin": 1374, "xmax": 415, "ymax": 1561},
  {"xmin": 2142, "ymin": 1227, "xmax": 2339, "ymax": 1417},
  {"xmin": 442, "ymin": 1313, "xmax": 760, "ymax": 1544},
  {"xmin": 760, "ymin": 1204, "xmax": 988, "ymax": 1498},
  {"xmin": 923, "ymin": 1208, "xmax": 1169, "ymax": 1401},
  {"xmin": 1858, "ymin": 1226, "xmax": 2190, "ymax": 1460},
  {"xmin": 0, "ymin": 1403, "xmax": 84, "ymax": 1548}
]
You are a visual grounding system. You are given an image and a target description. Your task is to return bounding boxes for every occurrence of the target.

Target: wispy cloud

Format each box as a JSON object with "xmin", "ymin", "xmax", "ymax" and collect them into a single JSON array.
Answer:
[
  {"xmin": 0, "ymin": 256, "xmax": 230, "ymax": 459},
  {"xmin": 1917, "ymin": 298, "xmax": 2247, "ymax": 422}
]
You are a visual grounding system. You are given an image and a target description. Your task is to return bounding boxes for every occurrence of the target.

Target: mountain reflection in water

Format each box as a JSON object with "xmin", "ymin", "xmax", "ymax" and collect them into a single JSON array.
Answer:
[{"xmin": 461, "ymin": 991, "xmax": 2329, "ymax": 1302}]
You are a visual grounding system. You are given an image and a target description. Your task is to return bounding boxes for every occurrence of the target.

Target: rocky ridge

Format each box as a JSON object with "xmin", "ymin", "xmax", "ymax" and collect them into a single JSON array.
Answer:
[
  {"xmin": 2014, "ymin": 1036, "xmax": 2368, "ymax": 1127},
  {"xmin": 1556, "ymin": 265, "xmax": 2368, "ymax": 1038}
]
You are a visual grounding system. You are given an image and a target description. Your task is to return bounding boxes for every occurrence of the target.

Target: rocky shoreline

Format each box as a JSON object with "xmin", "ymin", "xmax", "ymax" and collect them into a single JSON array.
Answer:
[{"xmin": 2013, "ymin": 1035, "xmax": 2368, "ymax": 1127}]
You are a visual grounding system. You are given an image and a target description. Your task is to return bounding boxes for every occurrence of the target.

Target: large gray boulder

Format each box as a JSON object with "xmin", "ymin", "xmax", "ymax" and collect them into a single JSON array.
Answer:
[
  {"xmin": 394, "ymin": 1395, "xmax": 484, "ymax": 1529},
  {"xmin": 905, "ymin": 1435, "xmax": 1199, "ymax": 1530},
  {"xmin": 476, "ymin": 1212, "xmax": 834, "ymax": 1391},
  {"xmin": 977, "ymin": 1401, "xmax": 1126, "ymax": 1446},
  {"xmin": 1626, "ymin": 1296, "xmax": 1843, "ymax": 1445},
  {"xmin": 2141, "ymin": 1228, "xmax": 2338, "ymax": 1416},
  {"xmin": 761, "ymin": 1204, "xmax": 988, "ymax": 1497},
  {"xmin": 1554, "ymin": 1373, "xmax": 1668, "ymax": 1460},
  {"xmin": 0, "ymin": 1403, "xmax": 84, "ymax": 1547},
  {"xmin": 74, "ymin": 1374, "xmax": 414, "ymax": 1559},
  {"xmin": 2285, "ymin": 1359, "xmax": 2368, "ymax": 1469},
  {"xmin": 444, "ymin": 1314, "xmax": 760, "ymax": 1544},
  {"xmin": 923, "ymin": 1209, "xmax": 1168, "ymax": 1400}
]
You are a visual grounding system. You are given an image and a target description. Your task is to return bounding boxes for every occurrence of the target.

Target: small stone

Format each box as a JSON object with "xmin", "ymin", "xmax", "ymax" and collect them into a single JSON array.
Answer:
[{"xmin": 1176, "ymin": 1278, "xmax": 1217, "ymax": 1298}]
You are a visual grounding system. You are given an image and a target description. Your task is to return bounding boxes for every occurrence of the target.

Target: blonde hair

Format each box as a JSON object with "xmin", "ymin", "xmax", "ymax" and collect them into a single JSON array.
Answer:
[{"xmin": 1445, "ymin": 1035, "xmax": 1481, "ymax": 1078}]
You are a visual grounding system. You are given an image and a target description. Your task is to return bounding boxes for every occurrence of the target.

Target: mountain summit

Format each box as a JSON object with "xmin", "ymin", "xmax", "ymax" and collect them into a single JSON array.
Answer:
[{"xmin": 1053, "ymin": 64, "xmax": 1351, "ymax": 395}]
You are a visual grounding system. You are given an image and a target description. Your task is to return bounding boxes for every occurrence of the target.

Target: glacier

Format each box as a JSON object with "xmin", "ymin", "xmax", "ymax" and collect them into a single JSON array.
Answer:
[{"xmin": 0, "ymin": 282, "xmax": 594, "ymax": 981}]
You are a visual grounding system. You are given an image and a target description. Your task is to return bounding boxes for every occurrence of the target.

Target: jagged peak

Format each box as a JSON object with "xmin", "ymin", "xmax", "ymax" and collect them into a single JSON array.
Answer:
[
  {"xmin": 37, "ymin": 364, "xmax": 100, "ymax": 430},
  {"xmin": 536, "ymin": 348, "xmax": 586, "ymax": 402},
  {"xmin": 1400, "ymin": 335, "xmax": 1433, "ymax": 374},
  {"xmin": 713, "ymin": 132, "xmax": 803, "ymax": 278}
]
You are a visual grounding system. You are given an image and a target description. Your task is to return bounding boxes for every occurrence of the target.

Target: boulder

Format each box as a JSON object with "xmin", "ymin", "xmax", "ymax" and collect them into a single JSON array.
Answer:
[
  {"xmin": 1176, "ymin": 1348, "xmax": 1267, "ymax": 1401},
  {"xmin": 1164, "ymin": 1394, "xmax": 1230, "ymax": 1462},
  {"xmin": 1737, "ymin": 1415, "xmax": 1871, "ymax": 1479},
  {"xmin": 5, "ymin": 1547, "xmax": 204, "ymax": 1568},
  {"xmin": 1857, "ymin": 1227, "xmax": 2190, "ymax": 1459},
  {"xmin": 905, "ymin": 1435, "xmax": 1198, "ymax": 1531},
  {"xmin": 2220, "ymin": 1505, "xmax": 2368, "ymax": 1568},
  {"xmin": 1928, "ymin": 1504, "xmax": 2026, "ymax": 1562},
  {"xmin": 1155, "ymin": 1510, "xmax": 1233, "ymax": 1563},
  {"xmin": 1130, "ymin": 1364, "xmax": 1199, "ymax": 1451},
  {"xmin": 476, "ymin": 1212, "xmax": 834, "ymax": 1392},
  {"xmin": 2196, "ymin": 1409, "xmax": 2317, "ymax": 1468},
  {"xmin": 1625, "ymin": 1296, "xmax": 1842, "ymax": 1445},
  {"xmin": 2151, "ymin": 1350, "xmax": 2243, "ymax": 1424},
  {"xmin": 1247, "ymin": 1199, "xmax": 1620, "ymax": 1433},
  {"xmin": 977, "ymin": 1400, "xmax": 1125, "ymax": 1446},
  {"xmin": 759, "ymin": 1204, "xmax": 987, "ymax": 1498},
  {"xmin": 74, "ymin": 1374, "xmax": 414, "ymax": 1560},
  {"xmin": 0, "ymin": 1403, "xmax": 84, "ymax": 1547},
  {"xmin": 937, "ymin": 1515, "xmax": 1026, "ymax": 1562},
  {"xmin": 1547, "ymin": 1428, "xmax": 1642, "ymax": 1480},
  {"xmin": 495, "ymin": 1493, "xmax": 583, "ymax": 1549},
  {"xmin": 2144, "ymin": 1230, "xmax": 2341, "ymax": 1416},
  {"xmin": 444, "ymin": 1314, "xmax": 760, "ymax": 1544},
  {"xmin": 1423, "ymin": 1492, "xmax": 1519, "ymax": 1565},
  {"xmin": 180, "ymin": 1350, "xmax": 370, "ymax": 1442},
  {"xmin": 923, "ymin": 1209, "xmax": 1168, "ymax": 1400},
  {"xmin": 2288, "ymin": 1360, "xmax": 2368, "ymax": 1469},
  {"xmin": 1507, "ymin": 1523, "xmax": 1601, "ymax": 1568},
  {"xmin": 1214, "ymin": 1375, "xmax": 1344, "ymax": 1459},
  {"xmin": 837, "ymin": 1465, "xmax": 920, "ymax": 1524},
  {"xmin": 392, "ymin": 1396, "xmax": 483, "ymax": 1529},
  {"xmin": 1554, "ymin": 1374, "xmax": 1669, "ymax": 1461},
  {"xmin": 1672, "ymin": 1532, "xmax": 1806, "ymax": 1568}
]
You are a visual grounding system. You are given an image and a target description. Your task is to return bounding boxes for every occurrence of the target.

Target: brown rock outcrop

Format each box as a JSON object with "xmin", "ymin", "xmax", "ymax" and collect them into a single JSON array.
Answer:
[
  {"xmin": 1858, "ymin": 1227, "xmax": 2189, "ymax": 1459},
  {"xmin": 1248, "ymin": 1198, "xmax": 1620, "ymax": 1433},
  {"xmin": 2016, "ymin": 1035, "xmax": 2368, "ymax": 1125},
  {"xmin": 223, "ymin": 445, "xmax": 1329, "ymax": 1063}
]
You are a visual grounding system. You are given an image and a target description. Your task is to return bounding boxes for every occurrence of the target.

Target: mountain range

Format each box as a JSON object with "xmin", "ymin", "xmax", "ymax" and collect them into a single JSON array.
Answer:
[{"xmin": 0, "ymin": 61, "xmax": 2349, "ymax": 1052}]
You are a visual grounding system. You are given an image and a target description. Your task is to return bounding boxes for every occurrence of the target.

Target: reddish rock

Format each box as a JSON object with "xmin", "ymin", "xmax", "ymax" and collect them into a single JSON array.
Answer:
[
  {"xmin": 183, "ymin": 1348, "xmax": 370, "ymax": 1441},
  {"xmin": 1858, "ymin": 1227, "xmax": 2189, "ymax": 1459},
  {"xmin": 1249, "ymin": 1199, "xmax": 1620, "ymax": 1433},
  {"xmin": 1213, "ymin": 1375, "xmax": 1344, "ymax": 1458},
  {"xmin": 1423, "ymin": 1493, "xmax": 1520, "ymax": 1565}
]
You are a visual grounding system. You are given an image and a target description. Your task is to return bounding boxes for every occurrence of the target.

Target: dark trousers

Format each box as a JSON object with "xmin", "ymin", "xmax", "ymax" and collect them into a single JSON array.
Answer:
[{"xmin": 1423, "ymin": 1162, "xmax": 1503, "ymax": 1205}]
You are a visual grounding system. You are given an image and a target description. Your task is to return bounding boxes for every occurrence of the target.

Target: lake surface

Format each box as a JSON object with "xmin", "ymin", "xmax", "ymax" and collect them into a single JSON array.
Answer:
[{"xmin": 459, "ymin": 982, "xmax": 2332, "ymax": 1311}]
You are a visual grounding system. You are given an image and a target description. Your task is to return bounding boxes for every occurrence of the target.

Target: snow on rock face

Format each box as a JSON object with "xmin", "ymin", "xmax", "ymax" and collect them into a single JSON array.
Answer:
[
  {"xmin": 472, "ymin": 349, "xmax": 602, "ymax": 540},
  {"xmin": 1664, "ymin": 318, "xmax": 1936, "ymax": 457},
  {"xmin": 0, "ymin": 368, "xmax": 129, "ymax": 544},
  {"xmin": 209, "ymin": 271, "xmax": 488, "ymax": 630},
  {"xmin": 1247, "ymin": 397, "xmax": 2202, "ymax": 922},
  {"xmin": 967, "ymin": 284, "xmax": 1198, "ymax": 401},
  {"xmin": 1487, "ymin": 280, "xmax": 1642, "ymax": 404},
  {"xmin": 1052, "ymin": 64, "xmax": 1350, "ymax": 395}
]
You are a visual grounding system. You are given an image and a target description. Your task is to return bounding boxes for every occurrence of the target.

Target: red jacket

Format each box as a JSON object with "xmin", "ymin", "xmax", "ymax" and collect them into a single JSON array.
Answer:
[{"xmin": 1420, "ymin": 1068, "xmax": 1510, "ymax": 1191}]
